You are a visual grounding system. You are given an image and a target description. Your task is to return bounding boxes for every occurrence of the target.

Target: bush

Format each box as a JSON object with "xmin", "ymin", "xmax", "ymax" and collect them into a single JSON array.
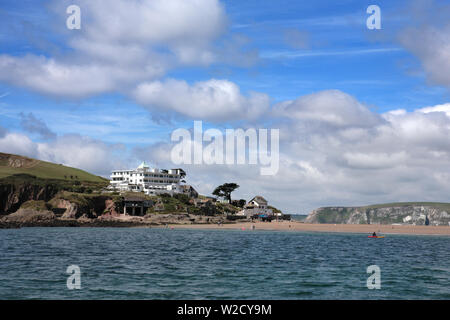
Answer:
[
  {"xmin": 231, "ymin": 199, "xmax": 246, "ymax": 208},
  {"xmin": 174, "ymin": 193, "xmax": 190, "ymax": 204},
  {"xmin": 20, "ymin": 200, "xmax": 51, "ymax": 211},
  {"xmin": 73, "ymin": 186, "xmax": 86, "ymax": 193},
  {"xmin": 160, "ymin": 193, "xmax": 172, "ymax": 198}
]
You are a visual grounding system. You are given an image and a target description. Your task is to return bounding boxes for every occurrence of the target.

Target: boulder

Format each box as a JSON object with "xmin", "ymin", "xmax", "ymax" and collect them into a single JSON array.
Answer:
[{"xmin": 3, "ymin": 208, "xmax": 55, "ymax": 223}]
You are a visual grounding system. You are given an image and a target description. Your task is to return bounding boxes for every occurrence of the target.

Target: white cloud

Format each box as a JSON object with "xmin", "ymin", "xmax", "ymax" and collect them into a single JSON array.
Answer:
[
  {"xmin": 273, "ymin": 89, "xmax": 383, "ymax": 128},
  {"xmin": 133, "ymin": 78, "xmax": 270, "ymax": 122},
  {"xmin": 416, "ymin": 103, "xmax": 450, "ymax": 116},
  {"xmin": 0, "ymin": 54, "xmax": 164, "ymax": 98},
  {"xmin": 399, "ymin": 25, "xmax": 450, "ymax": 88},
  {"xmin": 0, "ymin": 0, "xmax": 231, "ymax": 99},
  {"xmin": 0, "ymin": 132, "xmax": 38, "ymax": 158},
  {"xmin": 0, "ymin": 132, "xmax": 124, "ymax": 176},
  {"xmin": 397, "ymin": 0, "xmax": 450, "ymax": 89},
  {"xmin": 129, "ymin": 90, "xmax": 450, "ymax": 213},
  {"xmin": 72, "ymin": 0, "xmax": 226, "ymax": 47}
]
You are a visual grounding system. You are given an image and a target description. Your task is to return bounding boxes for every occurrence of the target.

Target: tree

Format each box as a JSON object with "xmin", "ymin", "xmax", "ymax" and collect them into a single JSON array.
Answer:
[
  {"xmin": 232, "ymin": 199, "xmax": 246, "ymax": 208},
  {"xmin": 212, "ymin": 183, "xmax": 239, "ymax": 204}
]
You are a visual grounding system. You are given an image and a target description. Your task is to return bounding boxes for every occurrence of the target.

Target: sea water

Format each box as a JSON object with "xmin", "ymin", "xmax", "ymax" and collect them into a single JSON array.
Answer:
[{"xmin": 0, "ymin": 227, "xmax": 449, "ymax": 299}]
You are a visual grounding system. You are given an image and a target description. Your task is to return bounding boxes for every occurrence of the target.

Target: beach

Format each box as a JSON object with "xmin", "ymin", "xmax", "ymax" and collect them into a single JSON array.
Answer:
[{"xmin": 170, "ymin": 220, "xmax": 450, "ymax": 235}]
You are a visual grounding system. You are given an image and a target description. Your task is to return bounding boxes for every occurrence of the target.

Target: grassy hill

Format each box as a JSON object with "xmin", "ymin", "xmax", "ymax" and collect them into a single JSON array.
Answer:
[
  {"xmin": 364, "ymin": 202, "xmax": 450, "ymax": 211},
  {"xmin": 0, "ymin": 152, "xmax": 107, "ymax": 183}
]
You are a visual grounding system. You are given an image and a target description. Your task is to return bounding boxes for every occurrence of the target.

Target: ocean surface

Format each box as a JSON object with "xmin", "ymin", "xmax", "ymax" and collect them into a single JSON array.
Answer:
[{"xmin": 0, "ymin": 227, "xmax": 449, "ymax": 299}]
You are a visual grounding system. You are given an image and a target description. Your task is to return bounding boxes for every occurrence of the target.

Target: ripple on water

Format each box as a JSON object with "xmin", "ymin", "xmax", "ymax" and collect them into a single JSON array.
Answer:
[{"xmin": 0, "ymin": 228, "xmax": 449, "ymax": 299}]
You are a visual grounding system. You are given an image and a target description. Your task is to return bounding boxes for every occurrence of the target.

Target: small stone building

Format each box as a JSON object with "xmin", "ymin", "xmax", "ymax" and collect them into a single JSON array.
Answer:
[{"xmin": 123, "ymin": 197, "xmax": 154, "ymax": 216}]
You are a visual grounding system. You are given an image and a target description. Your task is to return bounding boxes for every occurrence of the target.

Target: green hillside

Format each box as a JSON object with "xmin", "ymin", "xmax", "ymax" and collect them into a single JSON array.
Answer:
[
  {"xmin": 0, "ymin": 152, "xmax": 107, "ymax": 183},
  {"xmin": 364, "ymin": 202, "xmax": 450, "ymax": 211}
]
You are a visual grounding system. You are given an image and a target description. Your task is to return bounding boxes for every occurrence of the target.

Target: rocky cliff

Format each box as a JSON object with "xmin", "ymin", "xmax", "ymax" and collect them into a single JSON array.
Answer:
[
  {"xmin": 305, "ymin": 203, "xmax": 450, "ymax": 226},
  {"xmin": 52, "ymin": 193, "xmax": 121, "ymax": 219},
  {"xmin": 0, "ymin": 182, "xmax": 60, "ymax": 214}
]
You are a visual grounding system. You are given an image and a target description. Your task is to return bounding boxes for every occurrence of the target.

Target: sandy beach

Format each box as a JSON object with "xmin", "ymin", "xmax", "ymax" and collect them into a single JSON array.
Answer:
[{"xmin": 170, "ymin": 220, "xmax": 450, "ymax": 236}]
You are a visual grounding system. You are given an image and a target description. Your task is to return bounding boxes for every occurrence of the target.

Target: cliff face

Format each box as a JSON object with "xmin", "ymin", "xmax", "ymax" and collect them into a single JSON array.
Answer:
[
  {"xmin": 49, "ymin": 194, "xmax": 114, "ymax": 219},
  {"xmin": 0, "ymin": 183, "xmax": 60, "ymax": 214},
  {"xmin": 305, "ymin": 205, "xmax": 450, "ymax": 226}
]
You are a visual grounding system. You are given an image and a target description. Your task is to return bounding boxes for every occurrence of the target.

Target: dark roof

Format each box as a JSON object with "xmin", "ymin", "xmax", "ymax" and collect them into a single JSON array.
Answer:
[{"xmin": 249, "ymin": 196, "xmax": 268, "ymax": 204}]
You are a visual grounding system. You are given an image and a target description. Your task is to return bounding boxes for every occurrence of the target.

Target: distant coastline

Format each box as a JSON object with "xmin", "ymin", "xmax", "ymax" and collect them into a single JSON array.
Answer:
[{"xmin": 2, "ymin": 219, "xmax": 449, "ymax": 236}]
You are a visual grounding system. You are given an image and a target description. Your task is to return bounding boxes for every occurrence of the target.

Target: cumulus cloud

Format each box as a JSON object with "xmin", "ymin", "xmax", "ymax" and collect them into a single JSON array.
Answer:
[
  {"xmin": 273, "ymin": 89, "xmax": 383, "ymax": 128},
  {"xmin": 416, "ymin": 103, "xmax": 450, "ymax": 116},
  {"xmin": 0, "ymin": 0, "xmax": 262, "ymax": 127},
  {"xmin": 399, "ymin": 25, "xmax": 450, "ymax": 88},
  {"xmin": 397, "ymin": 0, "xmax": 450, "ymax": 89},
  {"xmin": 133, "ymin": 78, "xmax": 270, "ymax": 122},
  {"xmin": 0, "ymin": 54, "xmax": 165, "ymax": 98},
  {"xmin": 36, "ymin": 134, "xmax": 125, "ymax": 175},
  {"xmin": 0, "ymin": 0, "xmax": 247, "ymax": 99},
  {"xmin": 72, "ymin": 0, "xmax": 226, "ymax": 45},
  {"xmin": 0, "ymin": 131, "xmax": 124, "ymax": 176},
  {"xmin": 270, "ymin": 91, "xmax": 450, "ymax": 211},
  {"xmin": 0, "ymin": 132, "xmax": 38, "ymax": 158},
  {"xmin": 128, "ymin": 89, "xmax": 450, "ymax": 213}
]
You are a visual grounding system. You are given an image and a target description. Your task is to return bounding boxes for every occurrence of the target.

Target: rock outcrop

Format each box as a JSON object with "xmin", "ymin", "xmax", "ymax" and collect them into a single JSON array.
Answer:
[
  {"xmin": 101, "ymin": 199, "xmax": 121, "ymax": 217},
  {"xmin": 0, "ymin": 152, "xmax": 38, "ymax": 168},
  {"xmin": 2, "ymin": 208, "xmax": 55, "ymax": 224},
  {"xmin": 56, "ymin": 199, "xmax": 81, "ymax": 219},
  {"xmin": 0, "ymin": 183, "xmax": 60, "ymax": 214},
  {"xmin": 49, "ymin": 194, "xmax": 113, "ymax": 219},
  {"xmin": 305, "ymin": 204, "xmax": 450, "ymax": 226}
]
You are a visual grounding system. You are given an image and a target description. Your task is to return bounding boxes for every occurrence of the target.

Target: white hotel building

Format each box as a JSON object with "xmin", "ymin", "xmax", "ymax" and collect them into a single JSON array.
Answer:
[{"xmin": 109, "ymin": 162, "xmax": 186, "ymax": 195}]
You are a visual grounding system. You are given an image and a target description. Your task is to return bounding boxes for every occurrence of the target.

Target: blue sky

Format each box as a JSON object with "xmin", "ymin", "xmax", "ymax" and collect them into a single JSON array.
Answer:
[{"xmin": 0, "ymin": 0, "xmax": 450, "ymax": 212}]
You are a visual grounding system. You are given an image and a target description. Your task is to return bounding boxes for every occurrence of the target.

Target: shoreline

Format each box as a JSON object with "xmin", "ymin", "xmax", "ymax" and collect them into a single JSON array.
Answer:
[
  {"xmin": 1, "ymin": 218, "xmax": 449, "ymax": 236},
  {"xmin": 169, "ymin": 220, "xmax": 450, "ymax": 236}
]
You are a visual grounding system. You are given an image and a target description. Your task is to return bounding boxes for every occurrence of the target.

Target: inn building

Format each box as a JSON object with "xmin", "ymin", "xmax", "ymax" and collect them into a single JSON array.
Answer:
[{"xmin": 108, "ymin": 162, "xmax": 186, "ymax": 196}]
